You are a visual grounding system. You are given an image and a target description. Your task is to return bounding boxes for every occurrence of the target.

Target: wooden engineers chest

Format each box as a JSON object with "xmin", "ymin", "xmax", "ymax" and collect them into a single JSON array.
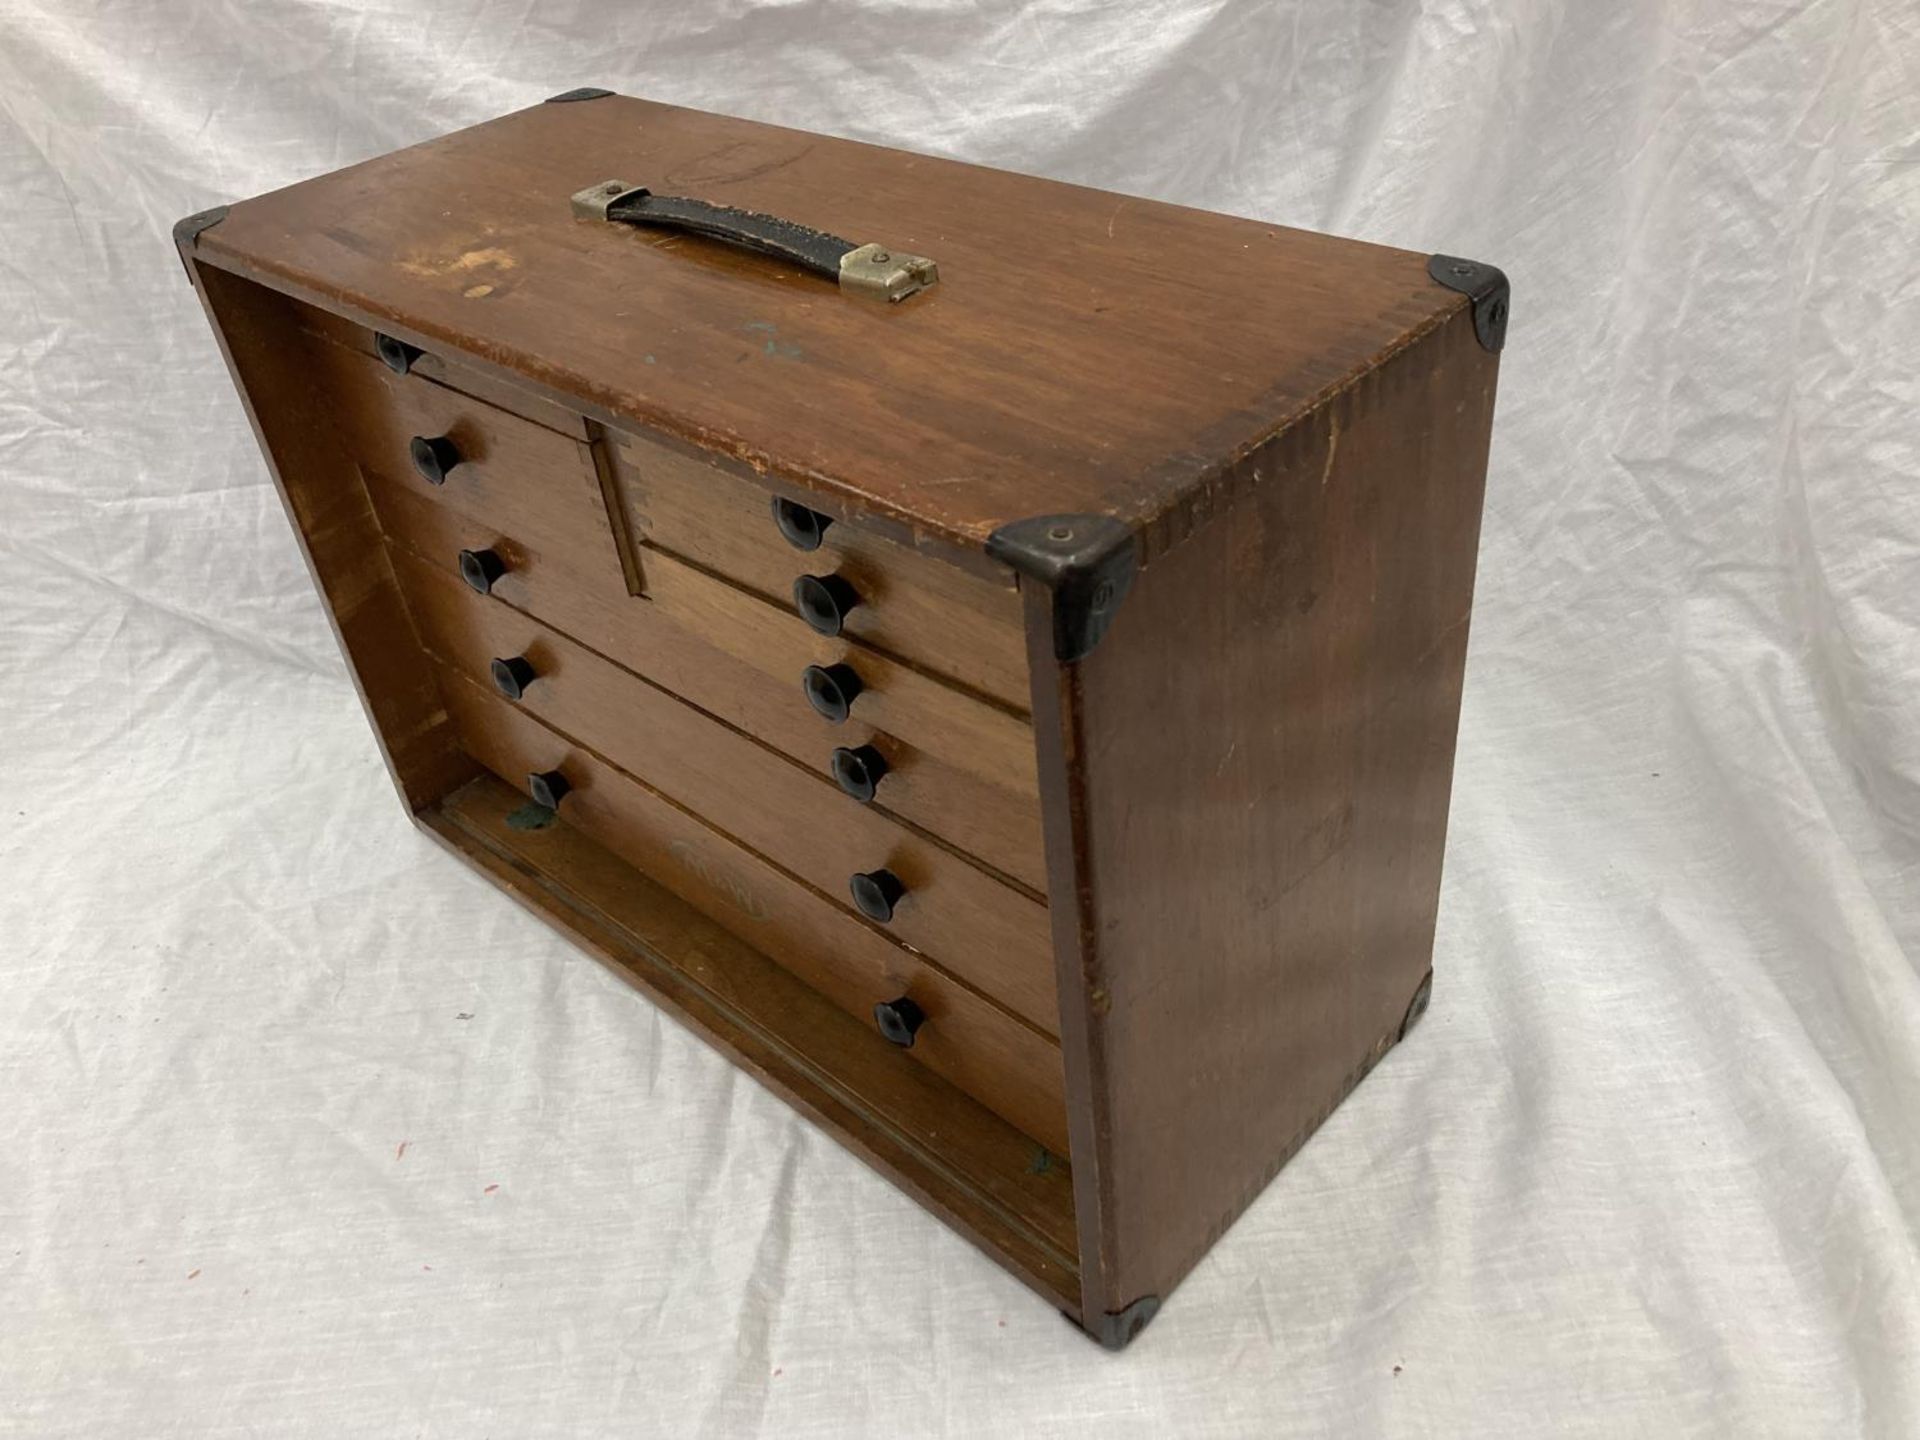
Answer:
[{"xmin": 175, "ymin": 89, "xmax": 1506, "ymax": 1349}]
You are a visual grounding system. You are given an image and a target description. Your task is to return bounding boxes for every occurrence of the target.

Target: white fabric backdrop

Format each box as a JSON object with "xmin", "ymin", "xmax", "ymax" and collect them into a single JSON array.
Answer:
[{"xmin": 3, "ymin": 1, "xmax": 1916, "ymax": 1434}]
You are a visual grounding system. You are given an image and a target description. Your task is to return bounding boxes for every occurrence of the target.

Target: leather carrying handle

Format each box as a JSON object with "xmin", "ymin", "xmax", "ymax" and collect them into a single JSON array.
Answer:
[
  {"xmin": 609, "ymin": 191, "xmax": 853, "ymax": 278},
  {"xmin": 569, "ymin": 180, "xmax": 938, "ymax": 302}
]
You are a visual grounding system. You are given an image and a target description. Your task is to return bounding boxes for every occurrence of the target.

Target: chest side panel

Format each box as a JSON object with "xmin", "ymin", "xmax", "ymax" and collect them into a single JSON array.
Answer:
[{"xmin": 1038, "ymin": 310, "xmax": 1499, "ymax": 1323}]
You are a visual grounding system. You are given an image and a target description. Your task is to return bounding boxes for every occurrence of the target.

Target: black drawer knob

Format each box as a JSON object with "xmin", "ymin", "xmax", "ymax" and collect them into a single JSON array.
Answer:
[
  {"xmin": 850, "ymin": 868, "xmax": 907, "ymax": 923},
  {"xmin": 801, "ymin": 663, "xmax": 863, "ymax": 723},
  {"xmin": 458, "ymin": 547, "xmax": 507, "ymax": 594},
  {"xmin": 831, "ymin": 744, "xmax": 889, "ymax": 803},
  {"xmin": 793, "ymin": 573, "xmax": 860, "ymax": 636},
  {"xmin": 409, "ymin": 434, "xmax": 462, "ymax": 485},
  {"xmin": 527, "ymin": 769, "xmax": 571, "ymax": 809},
  {"xmin": 873, "ymin": 996, "xmax": 925, "ymax": 1048},
  {"xmin": 772, "ymin": 496, "xmax": 833, "ymax": 551},
  {"xmin": 375, "ymin": 332, "xmax": 423, "ymax": 375},
  {"xmin": 490, "ymin": 655, "xmax": 537, "ymax": 700}
]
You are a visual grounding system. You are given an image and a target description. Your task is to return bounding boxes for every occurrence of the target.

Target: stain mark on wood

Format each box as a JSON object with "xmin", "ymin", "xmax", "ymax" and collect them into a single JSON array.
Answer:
[
  {"xmin": 401, "ymin": 245, "xmax": 519, "ymax": 279},
  {"xmin": 506, "ymin": 802, "xmax": 556, "ymax": 830}
]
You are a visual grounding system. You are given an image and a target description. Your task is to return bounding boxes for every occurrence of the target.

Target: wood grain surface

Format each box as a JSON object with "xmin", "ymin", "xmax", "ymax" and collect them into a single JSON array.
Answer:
[
  {"xmin": 189, "ymin": 266, "xmax": 476, "ymax": 810},
  {"xmin": 1034, "ymin": 307, "xmax": 1499, "ymax": 1323},
  {"xmin": 424, "ymin": 773, "xmax": 1080, "ymax": 1313},
  {"xmin": 192, "ymin": 93, "xmax": 1464, "ymax": 560},
  {"xmin": 608, "ymin": 430, "xmax": 1029, "ymax": 707},
  {"xmin": 298, "ymin": 303, "xmax": 591, "ymax": 438},
  {"xmin": 393, "ymin": 545, "xmax": 1060, "ymax": 1031},
  {"xmin": 181, "ymin": 103, "xmax": 1502, "ymax": 1344},
  {"xmin": 317, "ymin": 326, "xmax": 1046, "ymax": 859},
  {"xmin": 365, "ymin": 471, "xmax": 1050, "ymax": 889},
  {"xmin": 627, "ymin": 542, "xmax": 1042, "ymax": 814},
  {"xmin": 315, "ymin": 341, "xmax": 620, "ymax": 573},
  {"xmin": 436, "ymin": 671, "xmax": 1070, "ymax": 1154}
]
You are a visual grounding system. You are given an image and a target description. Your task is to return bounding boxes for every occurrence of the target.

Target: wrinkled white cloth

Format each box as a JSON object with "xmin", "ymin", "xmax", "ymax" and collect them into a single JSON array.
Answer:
[{"xmin": 2, "ymin": 2, "xmax": 1916, "ymax": 1435}]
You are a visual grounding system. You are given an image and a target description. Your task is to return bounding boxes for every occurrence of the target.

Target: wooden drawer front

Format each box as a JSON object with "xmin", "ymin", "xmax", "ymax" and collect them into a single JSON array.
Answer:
[
  {"xmin": 609, "ymin": 432, "xmax": 1029, "ymax": 710},
  {"xmin": 316, "ymin": 343, "xmax": 625, "ymax": 588},
  {"xmin": 298, "ymin": 307, "xmax": 590, "ymax": 439},
  {"xmin": 367, "ymin": 475, "xmax": 1050, "ymax": 892},
  {"xmin": 395, "ymin": 546, "xmax": 1059, "ymax": 1033},
  {"xmin": 437, "ymin": 671, "xmax": 1069, "ymax": 1156},
  {"xmin": 628, "ymin": 546, "xmax": 1041, "ymax": 814}
]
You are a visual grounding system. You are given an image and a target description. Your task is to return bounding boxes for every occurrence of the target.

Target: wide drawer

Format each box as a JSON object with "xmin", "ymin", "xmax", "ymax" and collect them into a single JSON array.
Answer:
[
  {"xmin": 394, "ymin": 544, "xmax": 1059, "ymax": 1033},
  {"xmin": 607, "ymin": 430, "xmax": 1029, "ymax": 710},
  {"xmin": 366, "ymin": 472, "xmax": 1050, "ymax": 891},
  {"xmin": 436, "ymin": 668, "xmax": 1069, "ymax": 1156}
]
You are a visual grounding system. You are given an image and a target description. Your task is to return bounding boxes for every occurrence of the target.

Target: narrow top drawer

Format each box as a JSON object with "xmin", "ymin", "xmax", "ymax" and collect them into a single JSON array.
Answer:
[{"xmin": 297, "ymin": 304, "xmax": 590, "ymax": 440}]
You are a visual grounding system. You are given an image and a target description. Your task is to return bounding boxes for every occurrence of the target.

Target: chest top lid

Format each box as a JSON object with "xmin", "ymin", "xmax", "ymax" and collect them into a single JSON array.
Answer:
[{"xmin": 193, "ymin": 91, "xmax": 1478, "ymax": 559}]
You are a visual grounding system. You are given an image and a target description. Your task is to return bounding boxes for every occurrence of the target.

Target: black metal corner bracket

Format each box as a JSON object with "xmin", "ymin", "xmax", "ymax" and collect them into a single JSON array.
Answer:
[
  {"xmin": 171, "ymin": 205, "xmax": 228, "ymax": 280},
  {"xmin": 1427, "ymin": 254, "xmax": 1510, "ymax": 353},
  {"xmin": 1091, "ymin": 1294, "xmax": 1162, "ymax": 1351},
  {"xmin": 986, "ymin": 514, "xmax": 1139, "ymax": 663},
  {"xmin": 546, "ymin": 87, "xmax": 614, "ymax": 103}
]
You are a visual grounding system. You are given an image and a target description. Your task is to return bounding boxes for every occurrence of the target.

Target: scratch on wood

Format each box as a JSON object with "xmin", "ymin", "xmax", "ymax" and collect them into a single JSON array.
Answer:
[
  {"xmin": 1257, "ymin": 799, "xmax": 1355, "ymax": 913},
  {"xmin": 1408, "ymin": 607, "xmax": 1472, "ymax": 671}
]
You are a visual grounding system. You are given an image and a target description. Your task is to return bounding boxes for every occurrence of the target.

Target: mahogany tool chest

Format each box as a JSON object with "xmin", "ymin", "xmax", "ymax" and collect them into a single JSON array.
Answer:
[{"xmin": 175, "ymin": 88, "xmax": 1507, "ymax": 1349}]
